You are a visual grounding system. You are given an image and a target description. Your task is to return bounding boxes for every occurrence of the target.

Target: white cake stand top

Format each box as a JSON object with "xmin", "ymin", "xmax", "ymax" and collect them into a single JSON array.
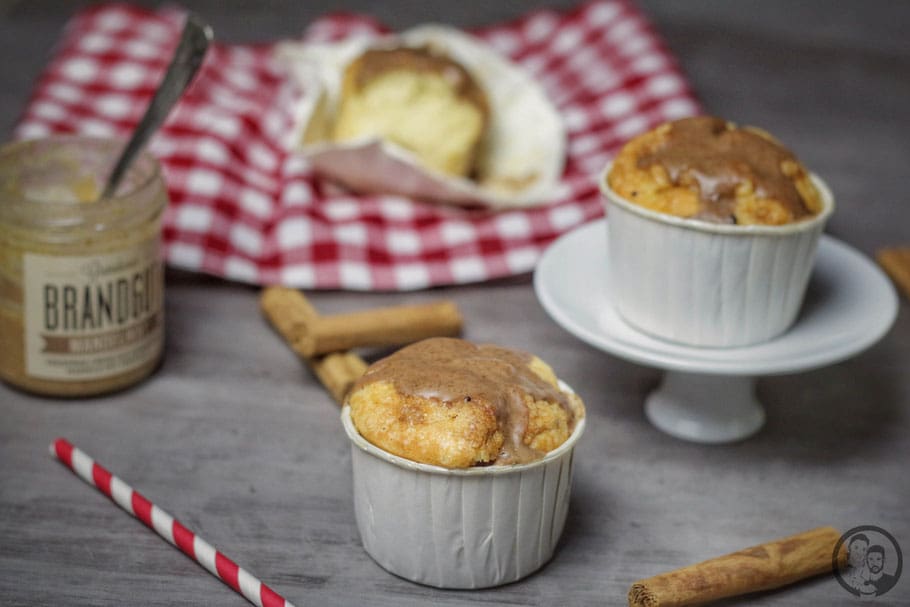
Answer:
[{"xmin": 535, "ymin": 220, "xmax": 898, "ymax": 377}]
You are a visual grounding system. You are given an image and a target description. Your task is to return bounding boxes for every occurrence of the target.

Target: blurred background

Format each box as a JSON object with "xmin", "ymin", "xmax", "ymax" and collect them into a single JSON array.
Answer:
[{"xmin": 1, "ymin": 0, "xmax": 908, "ymax": 251}]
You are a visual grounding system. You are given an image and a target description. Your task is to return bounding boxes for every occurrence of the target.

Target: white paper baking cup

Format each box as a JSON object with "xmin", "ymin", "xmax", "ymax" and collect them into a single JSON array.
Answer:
[
  {"xmin": 340, "ymin": 382, "xmax": 585, "ymax": 589},
  {"xmin": 600, "ymin": 165, "xmax": 835, "ymax": 347}
]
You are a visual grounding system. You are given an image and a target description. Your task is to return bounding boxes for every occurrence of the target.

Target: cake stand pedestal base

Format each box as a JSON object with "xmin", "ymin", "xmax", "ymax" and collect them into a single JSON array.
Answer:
[
  {"xmin": 645, "ymin": 372, "xmax": 764, "ymax": 444},
  {"xmin": 535, "ymin": 221, "xmax": 899, "ymax": 444}
]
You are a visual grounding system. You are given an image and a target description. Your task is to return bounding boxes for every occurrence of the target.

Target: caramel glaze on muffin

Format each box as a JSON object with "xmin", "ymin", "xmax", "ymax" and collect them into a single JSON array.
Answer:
[
  {"xmin": 346, "ymin": 338, "xmax": 584, "ymax": 468},
  {"xmin": 608, "ymin": 116, "xmax": 823, "ymax": 225}
]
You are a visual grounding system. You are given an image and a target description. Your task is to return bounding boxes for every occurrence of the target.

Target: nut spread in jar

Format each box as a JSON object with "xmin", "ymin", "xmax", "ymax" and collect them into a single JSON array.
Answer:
[{"xmin": 0, "ymin": 137, "xmax": 167, "ymax": 397}]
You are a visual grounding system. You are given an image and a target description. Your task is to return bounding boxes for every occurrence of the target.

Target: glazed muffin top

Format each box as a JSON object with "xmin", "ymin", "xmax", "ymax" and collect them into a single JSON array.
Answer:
[
  {"xmin": 346, "ymin": 338, "xmax": 585, "ymax": 468},
  {"xmin": 607, "ymin": 116, "xmax": 824, "ymax": 225}
]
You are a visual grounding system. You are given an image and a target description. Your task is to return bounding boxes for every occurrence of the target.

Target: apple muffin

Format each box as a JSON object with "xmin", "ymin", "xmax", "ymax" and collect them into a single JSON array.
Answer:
[
  {"xmin": 607, "ymin": 116, "xmax": 823, "ymax": 225},
  {"xmin": 346, "ymin": 337, "xmax": 585, "ymax": 468}
]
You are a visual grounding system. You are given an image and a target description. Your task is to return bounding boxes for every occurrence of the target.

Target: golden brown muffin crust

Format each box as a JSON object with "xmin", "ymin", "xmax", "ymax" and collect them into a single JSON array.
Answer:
[
  {"xmin": 347, "ymin": 338, "xmax": 584, "ymax": 468},
  {"xmin": 608, "ymin": 116, "xmax": 823, "ymax": 225}
]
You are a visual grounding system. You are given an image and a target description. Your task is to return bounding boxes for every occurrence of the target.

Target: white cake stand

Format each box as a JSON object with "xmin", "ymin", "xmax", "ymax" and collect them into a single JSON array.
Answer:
[{"xmin": 534, "ymin": 219, "xmax": 898, "ymax": 444}]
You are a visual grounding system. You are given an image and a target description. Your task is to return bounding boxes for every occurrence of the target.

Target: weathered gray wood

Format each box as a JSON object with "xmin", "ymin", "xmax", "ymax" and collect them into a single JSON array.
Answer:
[{"xmin": 1, "ymin": 2, "xmax": 909, "ymax": 605}]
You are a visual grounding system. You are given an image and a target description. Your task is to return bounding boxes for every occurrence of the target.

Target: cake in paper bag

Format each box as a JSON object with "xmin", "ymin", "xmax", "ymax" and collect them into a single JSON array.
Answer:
[{"xmin": 278, "ymin": 25, "xmax": 566, "ymax": 209}]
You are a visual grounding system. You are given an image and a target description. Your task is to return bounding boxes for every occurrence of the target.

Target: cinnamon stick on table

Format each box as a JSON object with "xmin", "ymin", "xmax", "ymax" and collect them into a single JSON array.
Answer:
[
  {"xmin": 260, "ymin": 287, "xmax": 367, "ymax": 405},
  {"xmin": 261, "ymin": 286, "xmax": 462, "ymax": 357},
  {"xmin": 628, "ymin": 526, "xmax": 847, "ymax": 607},
  {"xmin": 294, "ymin": 300, "xmax": 462, "ymax": 357},
  {"xmin": 877, "ymin": 247, "xmax": 910, "ymax": 300}
]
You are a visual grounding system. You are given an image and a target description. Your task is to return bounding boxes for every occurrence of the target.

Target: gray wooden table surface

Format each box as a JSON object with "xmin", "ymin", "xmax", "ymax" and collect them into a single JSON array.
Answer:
[{"xmin": 1, "ymin": 1, "xmax": 908, "ymax": 605}]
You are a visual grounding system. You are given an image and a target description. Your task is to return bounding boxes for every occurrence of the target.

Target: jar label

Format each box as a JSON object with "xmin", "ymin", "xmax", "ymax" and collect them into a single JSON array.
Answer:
[{"xmin": 22, "ymin": 239, "xmax": 163, "ymax": 381}]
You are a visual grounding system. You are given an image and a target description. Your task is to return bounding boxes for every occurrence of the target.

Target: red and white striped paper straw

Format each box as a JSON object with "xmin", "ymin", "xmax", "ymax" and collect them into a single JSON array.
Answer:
[{"xmin": 50, "ymin": 437, "xmax": 296, "ymax": 607}]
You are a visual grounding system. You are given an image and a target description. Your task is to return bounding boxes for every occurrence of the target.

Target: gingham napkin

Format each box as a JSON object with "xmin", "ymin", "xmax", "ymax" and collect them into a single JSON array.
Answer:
[{"xmin": 15, "ymin": 1, "xmax": 699, "ymax": 290}]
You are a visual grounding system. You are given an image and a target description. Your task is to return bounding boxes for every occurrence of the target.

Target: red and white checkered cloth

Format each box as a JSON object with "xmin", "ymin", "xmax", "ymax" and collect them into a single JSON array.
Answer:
[{"xmin": 15, "ymin": 1, "xmax": 699, "ymax": 290}]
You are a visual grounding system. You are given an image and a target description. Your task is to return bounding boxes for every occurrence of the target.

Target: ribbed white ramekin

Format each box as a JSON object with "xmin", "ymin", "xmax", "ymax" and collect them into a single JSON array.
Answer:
[
  {"xmin": 600, "ymin": 166, "xmax": 834, "ymax": 347},
  {"xmin": 340, "ymin": 383, "xmax": 585, "ymax": 589}
]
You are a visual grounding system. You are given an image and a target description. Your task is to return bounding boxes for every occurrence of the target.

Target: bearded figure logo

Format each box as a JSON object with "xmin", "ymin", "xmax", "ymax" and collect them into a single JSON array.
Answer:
[{"xmin": 834, "ymin": 526, "xmax": 902, "ymax": 598}]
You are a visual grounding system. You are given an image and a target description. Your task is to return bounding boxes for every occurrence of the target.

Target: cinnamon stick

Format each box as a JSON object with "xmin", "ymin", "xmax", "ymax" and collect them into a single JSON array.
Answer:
[
  {"xmin": 297, "ymin": 300, "xmax": 462, "ymax": 357},
  {"xmin": 260, "ymin": 286, "xmax": 462, "ymax": 357},
  {"xmin": 628, "ymin": 526, "xmax": 847, "ymax": 607},
  {"xmin": 260, "ymin": 287, "xmax": 367, "ymax": 405},
  {"xmin": 877, "ymin": 247, "xmax": 910, "ymax": 300},
  {"xmin": 310, "ymin": 351, "xmax": 368, "ymax": 405}
]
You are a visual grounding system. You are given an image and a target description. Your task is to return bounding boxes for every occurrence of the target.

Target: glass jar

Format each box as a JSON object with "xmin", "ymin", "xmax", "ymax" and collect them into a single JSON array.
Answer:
[{"xmin": 0, "ymin": 136, "xmax": 167, "ymax": 397}]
